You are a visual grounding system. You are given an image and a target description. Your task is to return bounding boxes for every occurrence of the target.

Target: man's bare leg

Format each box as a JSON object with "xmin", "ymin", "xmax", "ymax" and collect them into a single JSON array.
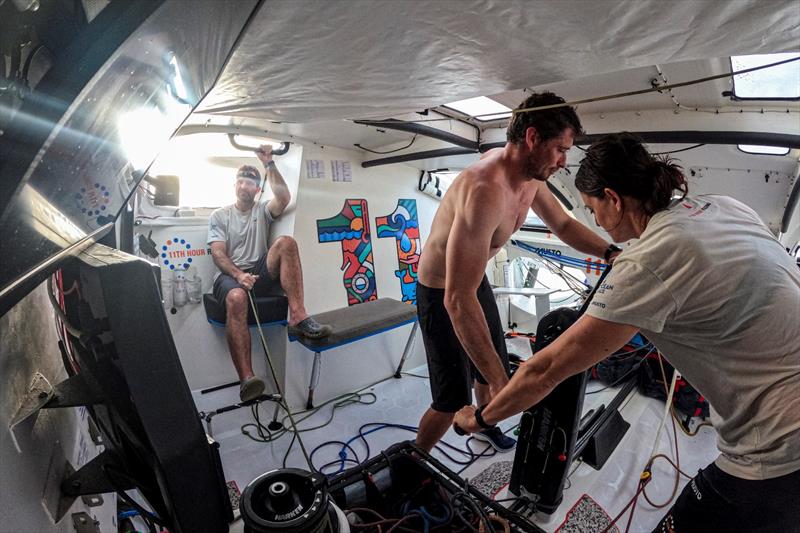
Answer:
[
  {"xmin": 225, "ymin": 288, "xmax": 254, "ymax": 380},
  {"xmin": 474, "ymin": 381, "xmax": 490, "ymax": 407},
  {"xmin": 266, "ymin": 236, "xmax": 309, "ymax": 326},
  {"xmin": 415, "ymin": 408, "xmax": 455, "ymax": 453}
]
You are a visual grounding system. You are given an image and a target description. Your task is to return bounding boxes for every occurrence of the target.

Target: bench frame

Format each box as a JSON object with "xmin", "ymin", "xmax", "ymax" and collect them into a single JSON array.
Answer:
[{"xmin": 294, "ymin": 319, "xmax": 419, "ymax": 409}]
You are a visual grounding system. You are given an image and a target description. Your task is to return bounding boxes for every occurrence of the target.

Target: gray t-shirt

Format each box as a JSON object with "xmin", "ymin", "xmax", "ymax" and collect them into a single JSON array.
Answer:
[
  {"xmin": 207, "ymin": 202, "xmax": 274, "ymax": 280},
  {"xmin": 588, "ymin": 194, "xmax": 800, "ymax": 480}
]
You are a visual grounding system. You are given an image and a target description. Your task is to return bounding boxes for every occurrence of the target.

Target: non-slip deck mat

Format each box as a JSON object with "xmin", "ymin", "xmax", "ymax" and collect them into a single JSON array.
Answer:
[
  {"xmin": 470, "ymin": 460, "xmax": 514, "ymax": 498},
  {"xmin": 226, "ymin": 480, "xmax": 241, "ymax": 512},
  {"xmin": 555, "ymin": 493, "xmax": 619, "ymax": 533}
]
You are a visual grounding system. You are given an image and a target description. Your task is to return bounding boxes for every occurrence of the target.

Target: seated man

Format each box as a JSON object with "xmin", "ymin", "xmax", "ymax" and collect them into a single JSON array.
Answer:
[{"xmin": 208, "ymin": 145, "xmax": 331, "ymax": 402}]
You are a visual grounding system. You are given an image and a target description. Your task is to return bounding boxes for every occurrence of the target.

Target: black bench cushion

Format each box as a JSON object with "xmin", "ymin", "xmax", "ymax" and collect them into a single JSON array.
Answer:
[
  {"xmin": 203, "ymin": 293, "xmax": 288, "ymax": 325},
  {"xmin": 291, "ymin": 297, "xmax": 417, "ymax": 350}
]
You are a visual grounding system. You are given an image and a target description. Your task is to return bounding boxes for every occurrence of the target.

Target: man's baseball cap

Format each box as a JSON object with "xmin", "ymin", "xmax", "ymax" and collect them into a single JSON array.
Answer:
[{"xmin": 236, "ymin": 165, "xmax": 261, "ymax": 183}]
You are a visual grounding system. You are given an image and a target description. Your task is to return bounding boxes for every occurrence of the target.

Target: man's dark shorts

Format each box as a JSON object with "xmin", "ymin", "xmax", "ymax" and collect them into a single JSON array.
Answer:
[
  {"xmin": 416, "ymin": 276, "xmax": 509, "ymax": 413},
  {"xmin": 212, "ymin": 253, "xmax": 284, "ymax": 308},
  {"xmin": 653, "ymin": 462, "xmax": 800, "ymax": 533}
]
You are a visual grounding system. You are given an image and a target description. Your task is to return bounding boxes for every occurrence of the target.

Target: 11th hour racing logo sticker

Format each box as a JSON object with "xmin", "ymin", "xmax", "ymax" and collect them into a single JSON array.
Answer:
[
  {"xmin": 160, "ymin": 236, "xmax": 208, "ymax": 270},
  {"xmin": 74, "ymin": 182, "xmax": 113, "ymax": 224}
]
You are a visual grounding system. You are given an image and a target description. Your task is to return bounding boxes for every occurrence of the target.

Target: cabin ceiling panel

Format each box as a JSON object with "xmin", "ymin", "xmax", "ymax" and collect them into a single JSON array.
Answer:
[
  {"xmin": 196, "ymin": 0, "xmax": 799, "ymax": 123},
  {"xmin": 491, "ymin": 57, "xmax": 799, "ymax": 117},
  {"xmin": 182, "ymin": 113, "xmax": 415, "ymax": 152}
]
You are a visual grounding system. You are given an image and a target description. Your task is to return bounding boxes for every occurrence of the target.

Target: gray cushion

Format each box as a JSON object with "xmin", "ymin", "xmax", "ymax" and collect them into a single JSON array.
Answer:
[{"xmin": 291, "ymin": 298, "xmax": 417, "ymax": 351}]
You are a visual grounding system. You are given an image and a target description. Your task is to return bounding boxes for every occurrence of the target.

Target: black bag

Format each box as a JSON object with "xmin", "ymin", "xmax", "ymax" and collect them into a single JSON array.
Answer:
[{"xmin": 638, "ymin": 354, "xmax": 709, "ymax": 419}]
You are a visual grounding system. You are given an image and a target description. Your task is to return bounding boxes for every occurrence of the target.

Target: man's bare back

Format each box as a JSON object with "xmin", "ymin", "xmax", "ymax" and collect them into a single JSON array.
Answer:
[{"xmin": 418, "ymin": 149, "xmax": 541, "ymax": 288}]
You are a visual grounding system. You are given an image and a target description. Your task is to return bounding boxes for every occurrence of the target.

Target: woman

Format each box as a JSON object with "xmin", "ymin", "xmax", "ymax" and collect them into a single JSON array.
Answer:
[{"xmin": 454, "ymin": 133, "xmax": 800, "ymax": 532}]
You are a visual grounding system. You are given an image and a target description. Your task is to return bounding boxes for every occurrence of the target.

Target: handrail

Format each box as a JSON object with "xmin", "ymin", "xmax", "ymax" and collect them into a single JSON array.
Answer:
[{"xmin": 227, "ymin": 133, "xmax": 290, "ymax": 155}]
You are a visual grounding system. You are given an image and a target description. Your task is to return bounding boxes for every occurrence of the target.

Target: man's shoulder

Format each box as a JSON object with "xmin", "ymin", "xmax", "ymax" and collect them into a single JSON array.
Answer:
[
  {"xmin": 455, "ymin": 171, "xmax": 504, "ymax": 205},
  {"xmin": 459, "ymin": 161, "xmax": 507, "ymax": 191},
  {"xmin": 210, "ymin": 204, "xmax": 235, "ymax": 218}
]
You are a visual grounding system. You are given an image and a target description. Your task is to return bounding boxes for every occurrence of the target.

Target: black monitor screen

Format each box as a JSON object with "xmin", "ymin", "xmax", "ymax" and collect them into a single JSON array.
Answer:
[{"xmin": 61, "ymin": 243, "xmax": 229, "ymax": 532}]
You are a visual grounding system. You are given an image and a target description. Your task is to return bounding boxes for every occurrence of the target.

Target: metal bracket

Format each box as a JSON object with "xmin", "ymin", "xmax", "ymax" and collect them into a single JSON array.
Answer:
[
  {"xmin": 9, "ymin": 371, "xmax": 105, "ymax": 442},
  {"xmin": 45, "ymin": 372, "xmax": 105, "ymax": 408},
  {"xmin": 81, "ymin": 494, "xmax": 104, "ymax": 507},
  {"xmin": 86, "ymin": 416, "xmax": 103, "ymax": 445},
  {"xmin": 9, "ymin": 371, "xmax": 54, "ymax": 431},
  {"xmin": 61, "ymin": 449, "xmax": 132, "ymax": 498},
  {"xmin": 43, "ymin": 450, "xmax": 126, "ymax": 523},
  {"xmin": 71, "ymin": 511, "xmax": 101, "ymax": 533}
]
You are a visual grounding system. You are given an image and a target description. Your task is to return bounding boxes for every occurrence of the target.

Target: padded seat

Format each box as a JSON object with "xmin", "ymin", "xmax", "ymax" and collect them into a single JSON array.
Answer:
[
  {"xmin": 290, "ymin": 297, "xmax": 417, "ymax": 351},
  {"xmin": 202, "ymin": 293, "xmax": 288, "ymax": 326},
  {"xmin": 289, "ymin": 297, "xmax": 418, "ymax": 408}
]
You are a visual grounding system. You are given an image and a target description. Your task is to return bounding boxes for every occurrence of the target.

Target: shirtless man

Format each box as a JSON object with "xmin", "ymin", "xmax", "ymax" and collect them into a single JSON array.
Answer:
[{"xmin": 414, "ymin": 92, "xmax": 620, "ymax": 452}]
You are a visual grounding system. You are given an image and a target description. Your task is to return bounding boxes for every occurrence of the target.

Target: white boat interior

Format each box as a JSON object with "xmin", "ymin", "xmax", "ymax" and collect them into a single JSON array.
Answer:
[{"xmin": 1, "ymin": 1, "xmax": 798, "ymax": 532}]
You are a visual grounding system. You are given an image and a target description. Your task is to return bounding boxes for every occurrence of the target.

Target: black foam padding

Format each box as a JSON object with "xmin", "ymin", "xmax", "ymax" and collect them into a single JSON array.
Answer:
[
  {"xmin": 291, "ymin": 298, "xmax": 416, "ymax": 350},
  {"xmin": 579, "ymin": 408, "xmax": 630, "ymax": 470},
  {"xmin": 202, "ymin": 293, "xmax": 288, "ymax": 325}
]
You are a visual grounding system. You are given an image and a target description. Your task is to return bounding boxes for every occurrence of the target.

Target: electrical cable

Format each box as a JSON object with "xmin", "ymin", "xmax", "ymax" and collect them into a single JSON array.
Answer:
[
  {"xmin": 457, "ymin": 439, "xmax": 495, "ymax": 475},
  {"xmin": 651, "ymin": 143, "xmax": 706, "ymax": 155},
  {"xmin": 248, "ymin": 291, "xmax": 315, "ymax": 471},
  {"xmin": 323, "ymin": 422, "xmax": 498, "ymax": 475},
  {"xmin": 509, "ymin": 243, "xmax": 593, "ymax": 297},
  {"xmin": 648, "ymin": 354, "xmax": 680, "ymax": 460},
  {"xmin": 585, "ymin": 348, "xmax": 654, "ymax": 395},
  {"xmin": 101, "ymin": 465, "xmax": 164, "ymax": 532},
  {"xmin": 671, "ymin": 406, "xmax": 713, "ymax": 437},
  {"xmin": 598, "ymin": 477, "xmax": 649, "ymax": 533},
  {"xmin": 639, "ymin": 358, "xmax": 694, "ymax": 509},
  {"xmin": 455, "ymin": 479, "xmax": 493, "ymax": 532},
  {"xmin": 47, "ymin": 275, "xmax": 83, "ymax": 339},
  {"xmin": 599, "ymin": 352, "xmax": 680, "ymax": 533},
  {"xmin": 243, "ymin": 372, "xmax": 429, "ymax": 469},
  {"xmin": 642, "ymin": 424, "xmax": 683, "ymax": 509},
  {"xmin": 355, "ymin": 134, "xmax": 418, "ymax": 154},
  {"xmin": 52, "ymin": 271, "xmax": 81, "ymax": 375},
  {"xmin": 242, "ymin": 389, "xmax": 378, "ymax": 444},
  {"xmin": 310, "ymin": 440, "xmax": 363, "ymax": 474}
]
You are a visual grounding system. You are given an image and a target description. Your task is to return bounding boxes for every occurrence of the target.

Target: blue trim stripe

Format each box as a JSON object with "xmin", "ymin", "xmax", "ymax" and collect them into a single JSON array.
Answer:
[
  {"xmin": 206, "ymin": 318, "xmax": 288, "ymax": 328},
  {"xmin": 511, "ymin": 240, "xmax": 608, "ymax": 272}
]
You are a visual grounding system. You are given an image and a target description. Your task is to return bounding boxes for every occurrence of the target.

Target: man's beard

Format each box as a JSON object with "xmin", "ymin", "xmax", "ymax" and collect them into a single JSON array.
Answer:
[{"xmin": 524, "ymin": 153, "xmax": 549, "ymax": 182}]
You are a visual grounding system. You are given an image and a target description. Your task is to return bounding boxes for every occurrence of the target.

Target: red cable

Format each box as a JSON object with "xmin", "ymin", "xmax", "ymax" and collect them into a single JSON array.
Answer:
[
  {"xmin": 491, "ymin": 481, "xmax": 510, "ymax": 500},
  {"xmin": 599, "ymin": 477, "xmax": 649, "ymax": 533}
]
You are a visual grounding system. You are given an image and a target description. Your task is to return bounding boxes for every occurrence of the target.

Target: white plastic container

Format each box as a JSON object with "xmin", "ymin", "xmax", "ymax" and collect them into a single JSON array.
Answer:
[
  {"xmin": 173, "ymin": 271, "xmax": 187, "ymax": 307},
  {"xmin": 187, "ymin": 277, "xmax": 202, "ymax": 304}
]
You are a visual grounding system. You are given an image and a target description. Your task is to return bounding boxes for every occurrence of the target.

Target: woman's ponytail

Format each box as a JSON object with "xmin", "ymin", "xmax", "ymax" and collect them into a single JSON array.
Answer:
[{"xmin": 643, "ymin": 157, "xmax": 687, "ymax": 215}]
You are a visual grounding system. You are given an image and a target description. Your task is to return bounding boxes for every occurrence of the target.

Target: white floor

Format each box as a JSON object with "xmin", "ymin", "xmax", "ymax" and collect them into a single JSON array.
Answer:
[{"xmin": 199, "ymin": 364, "xmax": 719, "ymax": 533}]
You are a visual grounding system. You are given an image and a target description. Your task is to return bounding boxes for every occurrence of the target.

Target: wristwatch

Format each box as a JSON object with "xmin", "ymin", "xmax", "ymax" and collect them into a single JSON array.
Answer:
[
  {"xmin": 604, "ymin": 244, "xmax": 622, "ymax": 261},
  {"xmin": 474, "ymin": 405, "xmax": 497, "ymax": 430},
  {"xmin": 265, "ymin": 160, "xmax": 276, "ymax": 170}
]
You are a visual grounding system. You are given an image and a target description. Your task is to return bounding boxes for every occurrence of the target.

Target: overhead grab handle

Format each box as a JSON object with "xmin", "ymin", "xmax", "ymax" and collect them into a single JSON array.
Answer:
[{"xmin": 227, "ymin": 133, "xmax": 291, "ymax": 155}]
